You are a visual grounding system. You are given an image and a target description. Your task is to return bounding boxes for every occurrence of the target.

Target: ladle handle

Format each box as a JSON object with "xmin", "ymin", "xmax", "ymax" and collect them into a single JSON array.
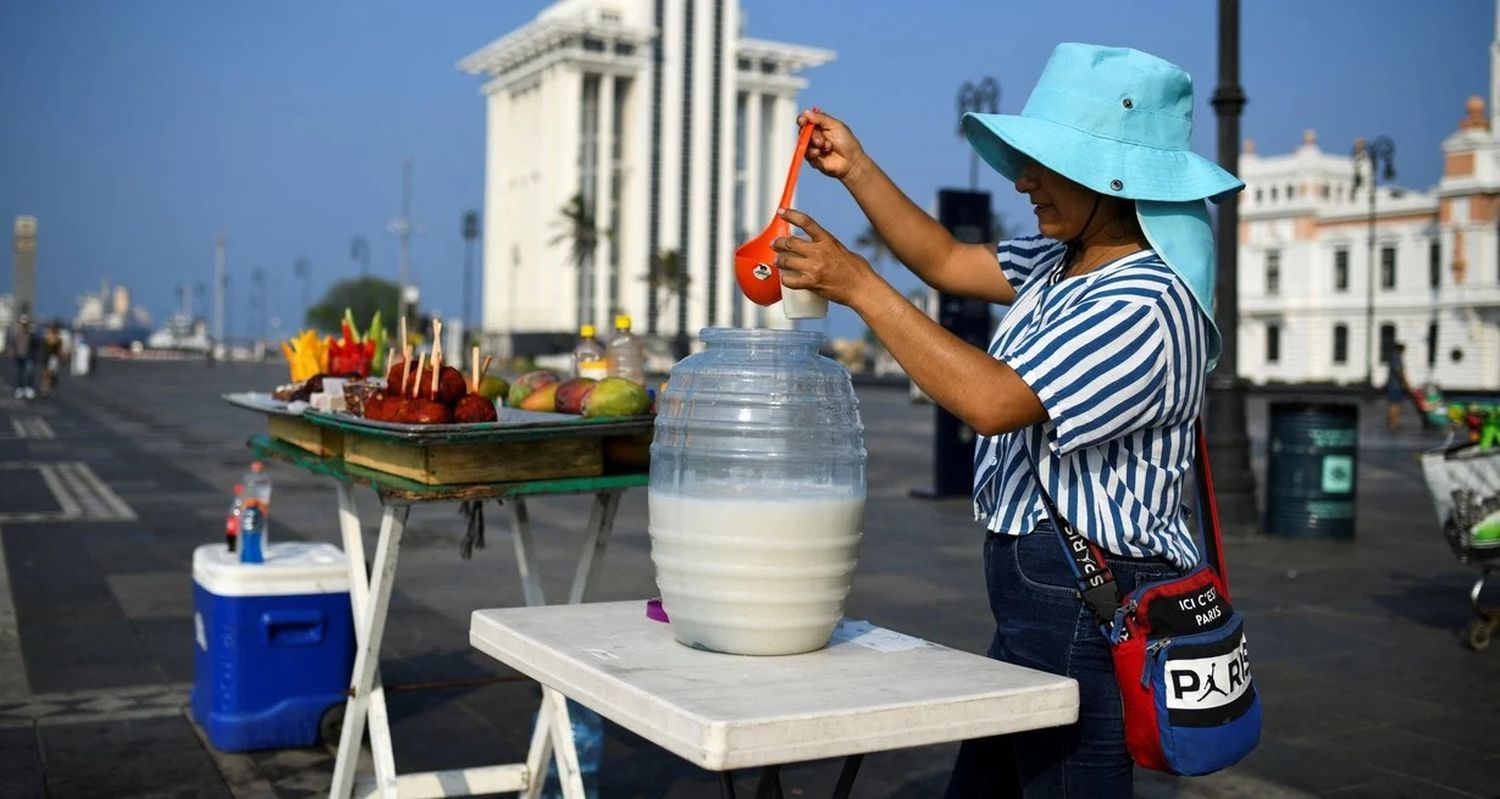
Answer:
[{"xmin": 776, "ymin": 123, "xmax": 816, "ymax": 212}]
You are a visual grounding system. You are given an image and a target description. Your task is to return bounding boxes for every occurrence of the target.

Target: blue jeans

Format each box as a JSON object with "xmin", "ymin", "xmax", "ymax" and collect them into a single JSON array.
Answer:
[{"xmin": 944, "ymin": 530, "xmax": 1180, "ymax": 798}]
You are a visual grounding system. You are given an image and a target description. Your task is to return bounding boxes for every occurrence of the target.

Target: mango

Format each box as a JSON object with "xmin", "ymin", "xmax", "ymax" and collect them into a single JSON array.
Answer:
[
  {"xmin": 508, "ymin": 370, "xmax": 560, "ymax": 408},
  {"xmin": 582, "ymin": 377, "xmax": 651, "ymax": 418},
  {"xmin": 478, "ymin": 375, "xmax": 511, "ymax": 404},
  {"xmin": 555, "ymin": 378, "xmax": 597, "ymax": 415},
  {"xmin": 518, "ymin": 381, "xmax": 559, "ymax": 413}
]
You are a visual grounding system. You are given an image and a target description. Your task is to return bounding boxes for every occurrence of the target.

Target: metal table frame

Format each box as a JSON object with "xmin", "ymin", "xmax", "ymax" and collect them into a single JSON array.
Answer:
[{"xmin": 249, "ymin": 436, "xmax": 643, "ymax": 799}]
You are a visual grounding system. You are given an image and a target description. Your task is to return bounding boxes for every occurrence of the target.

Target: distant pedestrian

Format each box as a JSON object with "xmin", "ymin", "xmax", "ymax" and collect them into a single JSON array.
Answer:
[
  {"xmin": 1386, "ymin": 343, "xmax": 1412, "ymax": 432},
  {"xmin": 6, "ymin": 315, "xmax": 38, "ymax": 399},
  {"xmin": 41, "ymin": 322, "xmax": 65, "ymax": 392}
]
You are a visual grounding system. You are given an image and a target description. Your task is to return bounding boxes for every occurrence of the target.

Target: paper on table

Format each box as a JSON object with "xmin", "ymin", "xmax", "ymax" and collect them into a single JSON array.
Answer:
[{"xmin": 830, "ymin": 619, "xmax": 934, "ymax": 653}]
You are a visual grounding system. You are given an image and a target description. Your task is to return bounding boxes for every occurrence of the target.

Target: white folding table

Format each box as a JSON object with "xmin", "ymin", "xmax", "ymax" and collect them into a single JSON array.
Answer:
[
  {"xmin": 249, "ymin": 435, "xmax": 642, "ymax": 799},
  {"xmin": 469, "ymin": 601, "xmax": 1080, "ymax": 798}
]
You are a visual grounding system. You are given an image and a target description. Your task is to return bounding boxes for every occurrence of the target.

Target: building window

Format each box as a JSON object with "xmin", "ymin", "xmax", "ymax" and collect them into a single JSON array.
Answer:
[
  {"xmin": 1270, "ymin": 186, "xmax": 1279, "ymax": 202},
  {"xmin": 1334, "ymin": 248, "xmax": 1349, "ymax": 291},
  {"xmin": 1266, "ymin": 324, "xmax": 1281, "ymax": 364},
  {"xmin": 1255, "ymin": 188, "xmax": 1263, "ymax": 203},
  {"xmin": 614, "ymin": 42, "xmax": 635, "ymax": 56},
  {"xmin": 1286, "ymin": 183, "xmax": 1295, "ymax": 199},
  {"xmin": 1333, "ymin": 324, "xmax": 1349, "ymax": 364},
  {"xmin": 582, "ymin": 37, "xmax": 605, "ymax": 52},
  {"xmin": 1379, "ymin": 323, "xmax": 1397, "ymax": 362},
  {"xmin": 1380, "ymin": 245, "xmax": 1397, "ymax": 289},
  {"xmin": 1429, "ymin": 240, "xmax": 1441, "ymax": 289},
  {"xmin": 1265, "ymin": 250, "xmax": 1281, "ymax": 295},
  {"xmin": 1320, "ymin": 183, "xmax": 1330, "ymax": 200}
]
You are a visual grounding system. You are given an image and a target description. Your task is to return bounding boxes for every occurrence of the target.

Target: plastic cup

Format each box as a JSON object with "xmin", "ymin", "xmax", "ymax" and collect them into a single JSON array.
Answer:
[{"xmin": 780, "ymin": 271, "xmax": 828, "ymax": 319}]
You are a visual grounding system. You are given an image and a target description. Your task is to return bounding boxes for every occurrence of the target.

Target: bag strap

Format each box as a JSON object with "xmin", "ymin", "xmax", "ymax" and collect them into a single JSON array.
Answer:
[
  {"xmin": 1194, "ymin": 420, "xmax": 1232, "ymax": 597},
  {"xmin": 1024, "ymin": 418, "xmax": 1234, "ymax": 624},
  {"xmin": 1021, "ymin": 445, "xmax": 1122, "ymax": 627}
]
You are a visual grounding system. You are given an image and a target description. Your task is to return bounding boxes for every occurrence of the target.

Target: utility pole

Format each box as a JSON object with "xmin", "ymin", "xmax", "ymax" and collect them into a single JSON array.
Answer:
[
  {"xmin": 350, "ymin": 236, "xmax": 370, "ymax": 277},
  {"xmin": 293, "ymin": 257, "xmax": 311, "ymax": 326},
  {"xmin": 213, "ymin": 233, "xmax": 227, "ymax": 347},
  {"xmin": 1207, "ymin": 0, "xmax": 1258, "ymax": 537}
]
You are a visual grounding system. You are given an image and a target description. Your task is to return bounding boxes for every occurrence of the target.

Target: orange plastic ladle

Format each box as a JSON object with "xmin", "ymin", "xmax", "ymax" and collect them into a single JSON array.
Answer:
[{"xmin": 734, "ymin": 122, "xmax": 816, "ymax": 306}]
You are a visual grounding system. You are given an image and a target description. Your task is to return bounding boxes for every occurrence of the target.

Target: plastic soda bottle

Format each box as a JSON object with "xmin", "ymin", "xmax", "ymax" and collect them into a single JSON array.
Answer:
[
  {"xmin": 239, "ymin": 462, "xmax": 272, "ymax": 564},
  {"xmin": 604, "ymin": 315, "xmax": 646, "ymax": 384},
  {"xmin": 572, "ymin": 325, "xmax": 608, "ymax": 380},
  {"xmin": 225, "ymin": 483, "xmax": 244, "ymax": 552}
]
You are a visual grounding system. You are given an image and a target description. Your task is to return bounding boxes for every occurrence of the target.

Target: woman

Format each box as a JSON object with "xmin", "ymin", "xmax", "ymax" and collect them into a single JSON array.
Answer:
[{"xmin": 771, "ymin": 44, "xmax": 1243, "ymax": 797}]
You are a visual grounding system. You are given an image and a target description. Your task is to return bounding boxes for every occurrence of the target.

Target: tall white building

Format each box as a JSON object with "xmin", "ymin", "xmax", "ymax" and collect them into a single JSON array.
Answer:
[
  {"xmin": 460, "ymin": 0, "xmax": 833, "ymax": 354},
  {"xmin": 1238, "ymin": 7, "xmax": 1500, "ymax": 390}
]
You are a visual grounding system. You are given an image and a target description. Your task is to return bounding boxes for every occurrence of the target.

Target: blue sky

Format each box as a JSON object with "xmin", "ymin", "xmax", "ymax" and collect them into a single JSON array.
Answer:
[{"xmin": 0, "ymin": 0, "xmax": 1488, "ymax": 340}]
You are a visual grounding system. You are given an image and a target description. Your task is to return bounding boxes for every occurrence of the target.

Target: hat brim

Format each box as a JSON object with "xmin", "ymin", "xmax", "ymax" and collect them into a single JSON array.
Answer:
[{"xmin": 962, "ymin": 113, "xmax": 1244, "ymax": 204}]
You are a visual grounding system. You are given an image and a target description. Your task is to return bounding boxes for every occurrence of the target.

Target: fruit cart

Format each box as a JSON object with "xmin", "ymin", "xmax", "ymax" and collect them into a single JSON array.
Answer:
[
  {"xmin": 229, "ymin": 394, "xmax": 653, "ymax": 798},
  {"xmin": 1420, "ymin": 442, "xmax": 1500, "ymax": 652}
]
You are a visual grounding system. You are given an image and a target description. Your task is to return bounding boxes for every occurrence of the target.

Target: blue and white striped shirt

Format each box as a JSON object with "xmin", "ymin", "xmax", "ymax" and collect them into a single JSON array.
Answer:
[{"xmin": 972, "ymin": 236, "xmax": 1208, "ymax": 569}]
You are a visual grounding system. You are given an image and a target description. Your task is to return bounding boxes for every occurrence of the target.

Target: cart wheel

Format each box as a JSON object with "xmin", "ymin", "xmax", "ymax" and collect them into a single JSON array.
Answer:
[
  {"xmin": 1468, "ymin": 619, "xmax": 1493, "ymax": 652},
  {"xmin": 319, "ymin": 702, "xmax": 347, "ymax": 750}
]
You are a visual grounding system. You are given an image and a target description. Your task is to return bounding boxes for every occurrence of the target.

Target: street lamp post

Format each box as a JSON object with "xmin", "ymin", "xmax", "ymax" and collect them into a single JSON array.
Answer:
[
  {"xmin": 1352, "ymin": 136, "xmax": 1396, "ymax": 389},
  {"xmin": 462, "ymin": 211, "xmax": 479, "ymax": 345},
  {"xmin": 1206, "ymin": 0, "xmax": 1258, "ymax": 537},
  {"xmin": 350, "ymin": 236, "xmax": 369, "ymax": 278},
  {"xmin": 956, "ymin": 77, "xmax": 1000, "ymax": 190}
]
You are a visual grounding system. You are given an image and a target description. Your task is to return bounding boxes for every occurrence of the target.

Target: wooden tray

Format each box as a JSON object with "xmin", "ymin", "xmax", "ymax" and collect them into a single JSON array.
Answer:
[
  {"xmin": 223, "ymin": 392, "xmax": 344, "ymax": 458},
  {"xmin": 302, "ymin": 408, "xmax": 655, "ymax": 485}
]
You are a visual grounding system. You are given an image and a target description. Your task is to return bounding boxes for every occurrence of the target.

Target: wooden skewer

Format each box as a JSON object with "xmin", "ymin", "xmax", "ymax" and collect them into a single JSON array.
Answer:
[
  {"xmin": 412, "ymin": 352, "xmax": 426, "ymax": 399},
  {"xmin": 401, "ymin": 345, "xmax": 415, "ymax": 395},
  {"xmin": 430, "ymin": 350, "xmax": 441, "ymax": 397},
  {"xmin": 430, "ymin": 320, "xmax": 444, "ymax": 397},
  {"xmin": 399, "ymin": 316, "xmax": 408, "ymax": 359},
  {"xmin": 471, "ymin": 345, "xmax": 480, "ymax": 392},
  {"xmin": 384, "ymin": 347, "xmax": 396, "ymax": 383},
  {"xmin": 479, "ymin": 354, "xmax": 493, "ymax": 382}
]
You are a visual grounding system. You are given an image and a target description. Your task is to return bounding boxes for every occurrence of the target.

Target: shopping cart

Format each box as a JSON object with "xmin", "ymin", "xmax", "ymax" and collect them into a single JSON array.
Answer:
[{"xmin": 1420, "ymin": 442, "xmax": 1500, "ymax": 651}]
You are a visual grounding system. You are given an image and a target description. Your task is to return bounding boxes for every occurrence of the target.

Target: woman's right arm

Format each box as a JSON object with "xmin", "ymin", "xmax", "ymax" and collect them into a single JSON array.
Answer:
[{"xmin": 802, "ymin": 109, "xmax": 1015, "ymax": 305}]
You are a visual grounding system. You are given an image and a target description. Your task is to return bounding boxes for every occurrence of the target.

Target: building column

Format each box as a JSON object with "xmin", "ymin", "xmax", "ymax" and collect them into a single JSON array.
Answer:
[
  {"xmin": 740, "ymin": 90, "xmax": 763, "ymax": 329},
  {"xmin": 595, "ymin": 72, "xmax": 617, "ymax": 329}
]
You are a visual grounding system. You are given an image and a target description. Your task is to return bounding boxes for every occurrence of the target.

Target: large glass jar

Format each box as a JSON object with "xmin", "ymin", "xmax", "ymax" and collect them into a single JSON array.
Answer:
[{"xmin": 649, "ymin": 328, "xmax": 867, "ymax": 655}]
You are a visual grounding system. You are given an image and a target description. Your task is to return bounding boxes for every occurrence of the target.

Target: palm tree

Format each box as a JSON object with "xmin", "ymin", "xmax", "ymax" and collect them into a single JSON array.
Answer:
[
  {"xmin": 643, "ymin": 248, "xmax": 689, "ymax": 323},
  {"xmin": 552, "ymin": 194, "xmax": 602, "ymax": 329},
  {"xmin": 856, "ymin": 225, "xmax": 893, "ymax": 273}
]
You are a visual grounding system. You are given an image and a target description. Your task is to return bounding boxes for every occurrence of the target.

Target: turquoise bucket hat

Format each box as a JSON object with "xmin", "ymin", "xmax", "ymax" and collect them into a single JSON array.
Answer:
[{"xmin": 961, "ymin": 43, "xmax": 1244, "ymax": 369}]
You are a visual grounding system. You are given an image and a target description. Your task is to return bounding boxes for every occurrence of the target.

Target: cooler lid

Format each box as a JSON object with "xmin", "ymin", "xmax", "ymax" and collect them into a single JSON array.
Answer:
[{"xmin": 193, "ymin": 542, "xmax": 349, "ymax": 597}]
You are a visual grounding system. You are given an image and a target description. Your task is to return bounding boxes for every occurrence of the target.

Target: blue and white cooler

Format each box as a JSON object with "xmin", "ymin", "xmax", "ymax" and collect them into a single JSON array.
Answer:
[{"xmin": 191, "ymin": 541, "xmax": 355, "ymax": 751}]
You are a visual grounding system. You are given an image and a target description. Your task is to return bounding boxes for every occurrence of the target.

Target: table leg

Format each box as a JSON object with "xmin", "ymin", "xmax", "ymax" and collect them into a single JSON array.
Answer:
[
  {"xmin": 329, "ymin": 502, "xmax": 409, "ymax": 799},
  {"xmin": 830, "ymin": 754, "xmax": 864, "ymax": 799},
  {"xmin": 719, "ymin": 772, "xmax": 737, "ymax": 799},
  {"xmin": 566, "ymin": 491, "xmax": 622, "ymax": 605},
  {"xmin": 520, "ymin": 688, "xmax": 557, "ymax": 799},
  {"xmin": 509, "ymin": 498, "xmax": 547, "ymax": 607},
  {"xmin": 543, "ymin": 686, "xmax": 588, "ymax": 799},
  {"xmin": 753, "ymin": 765, "xmax": 783, "ymax": 799},
  {"xmin": 334, "ymin": 485, "xmax": 399, "ymax": 796}
]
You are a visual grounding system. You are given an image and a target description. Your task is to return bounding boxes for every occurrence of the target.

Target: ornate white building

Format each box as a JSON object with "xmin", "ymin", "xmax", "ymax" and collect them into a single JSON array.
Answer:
[
  {"xmin": 460, "ymin": 0, "xmax": 832, "ymax": 353},
  {"xmin": 1238, "ymin": 11, "xmax": 1500, "ymax": 390}
]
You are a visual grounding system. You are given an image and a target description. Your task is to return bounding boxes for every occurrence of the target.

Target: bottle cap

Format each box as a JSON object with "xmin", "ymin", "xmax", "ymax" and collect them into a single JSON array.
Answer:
[
  {"xmin": 580, "ymin": 324, "xmax": 596, "ymax": 338},
  {"xmin": 614, "ymin": 314, "xmax": 632, "ymax": 331},
  {"xmin": 250, "ymin": 461, "xmax": 264, "ymax": 473},
  {"xmin": 233, "ymin": 483, "xmax": 244, "ymax": 495}
]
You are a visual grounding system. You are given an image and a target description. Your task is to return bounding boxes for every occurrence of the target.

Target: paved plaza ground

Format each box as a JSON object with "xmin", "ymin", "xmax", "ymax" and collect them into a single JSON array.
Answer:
[{"xmin": 0, "ymin": 359, "xmax": 1497, "ymax": 798}]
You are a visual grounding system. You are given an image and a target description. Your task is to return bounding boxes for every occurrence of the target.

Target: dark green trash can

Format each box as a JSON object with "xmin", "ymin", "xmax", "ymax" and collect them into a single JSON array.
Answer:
[{"xmin": 1265, "ymin": 402, "xmax": 1358, "ymax": 538}]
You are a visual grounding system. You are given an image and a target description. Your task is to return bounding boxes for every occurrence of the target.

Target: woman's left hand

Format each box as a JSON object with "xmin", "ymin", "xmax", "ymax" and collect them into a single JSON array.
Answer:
[{"xmin": 771, "ymin": 208, "xmax": 879, "ymax": 306}]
